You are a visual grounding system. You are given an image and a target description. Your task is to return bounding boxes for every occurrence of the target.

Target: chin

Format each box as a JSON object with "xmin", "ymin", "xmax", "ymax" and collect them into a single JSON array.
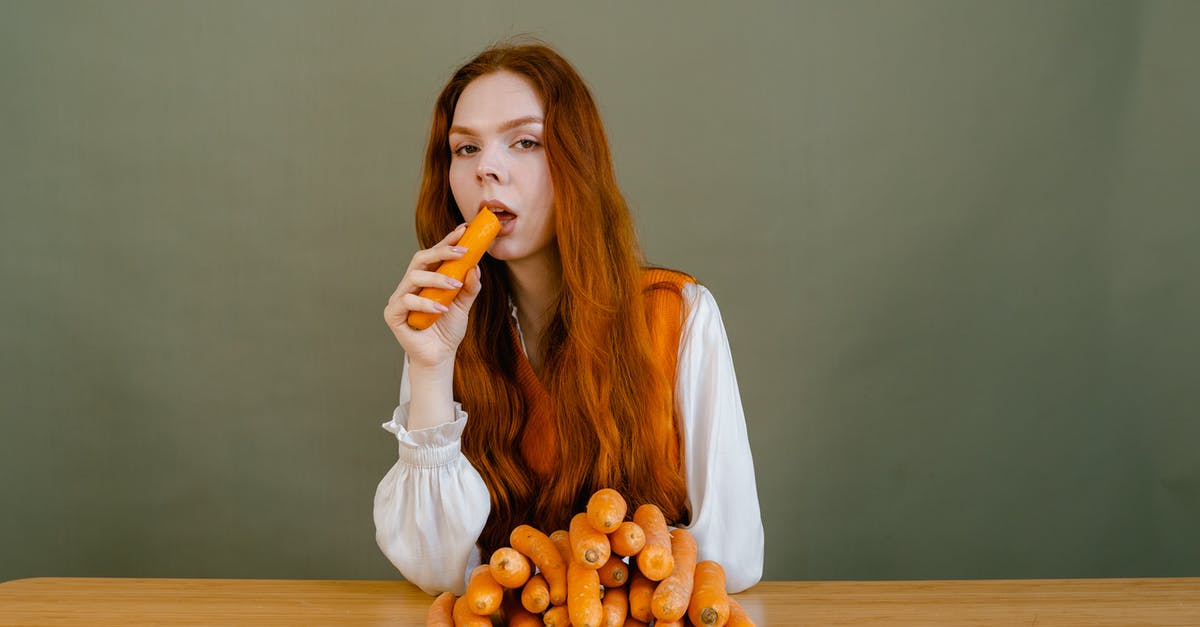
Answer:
[{"xmin": 486, "ymin": 243, "xmax": 518, "ymax": 261}]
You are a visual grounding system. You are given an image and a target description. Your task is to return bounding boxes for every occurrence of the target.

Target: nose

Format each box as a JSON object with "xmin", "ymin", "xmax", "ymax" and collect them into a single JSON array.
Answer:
[{"xmin": 475, "ymin": 146, "xmax": 506, "ymax": 185}]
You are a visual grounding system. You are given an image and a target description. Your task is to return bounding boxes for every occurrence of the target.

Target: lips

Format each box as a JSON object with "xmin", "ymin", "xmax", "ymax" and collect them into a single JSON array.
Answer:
[{"xmin": 481, "ymin": 200, "xmax": 516, "ymax": 235}]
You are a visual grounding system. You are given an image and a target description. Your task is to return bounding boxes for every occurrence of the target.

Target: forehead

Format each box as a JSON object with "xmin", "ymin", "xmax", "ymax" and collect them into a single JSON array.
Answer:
[{"xmin": 452, "ymin": 71, "xmax": 544, "ymax": 129}]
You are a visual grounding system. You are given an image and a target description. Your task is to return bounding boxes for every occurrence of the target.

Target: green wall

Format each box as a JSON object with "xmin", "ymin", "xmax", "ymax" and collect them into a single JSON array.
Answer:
[{"xmin": 2, "ymin": 1, "xmax": 1197, "ymax": 582}]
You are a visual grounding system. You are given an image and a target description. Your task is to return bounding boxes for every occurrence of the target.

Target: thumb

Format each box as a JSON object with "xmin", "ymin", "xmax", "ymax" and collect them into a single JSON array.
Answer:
[{"xmin": 453, "ymin": 265, "xmax": 484, "ymax": 312}]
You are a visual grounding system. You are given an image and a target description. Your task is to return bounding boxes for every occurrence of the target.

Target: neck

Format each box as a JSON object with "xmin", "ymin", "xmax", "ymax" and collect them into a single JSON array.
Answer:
[{"xmin": 505, "ymin": 248, "xmax": 562, "ymax": 369}]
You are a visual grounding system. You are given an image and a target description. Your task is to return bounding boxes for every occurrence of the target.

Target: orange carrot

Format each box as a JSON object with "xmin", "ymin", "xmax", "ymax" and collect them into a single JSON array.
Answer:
[
  {"xmin": 462, "ymin": 564, "xmax": 503, "ymax": 616},
  {"xmin": 510, "ymin": 524, "xmax": 567, "ymax": 606},
  {"xmin": 451, "ymin": 595, "xmax": 490, "ymax": 627},
  {"xmin": 406, "ymin": 208, "xmax": 501, "ymax": 330},
  {"xmin": 650, "ymin": 528, "xmax": 698, "ymax": 621},
  {"xmin": 424, "ymin": 591, "xmax": 455, "ymax": 627},
  {"xmin": 502, "ymin": 589, "xmax": 543, "ymax": 627},
  {"xmin": 688, "ymin": 560, "xmax": 730, "ymax": 627},
  {"xmin": 726, "ymin": 596, "xmax": 756, "ymax": 627},
  {"xmin": 600, "ymin": 583, "xmax": 628, "ymax": 627},
  {"xmin": 596, "ymin": 554, "xmax": 629, "ymax": 588},
  {"xmin": 586, "ymin": 488, "xmax": 628, "ymax": 534},
  {"xmin": 489, "ymin": 547, "xmax": 532, "ymax": 589},
  {"xmin": 551, "ymin": 529, "xmax": 574, "ymax": 564},
  {"xmin": 632, "ymin": 504, "xmax": 673, "ymax": 581},
  {"xmin": 621, "ymin": 620, "xmax": 649, "ymax": 627},
  {"xmin": 652, "ymin": 619, "xmax": 685, "ymax": 627},
  {"xmin": 627, "ymin": 566, "xmax": 655, "ymax": 623},
  {"xmin": 570, "ymin": 512, "xmax": 611, "ymax": 569},
  {"xmin": 520, "ymin": 572, "xmax": 550, "ymax": 614},
  {"xmin": 543, "ymin": 604, "xmax": 572, "ymax": 627},
  {"xmin": 608, "ymin": 521, "xmax": 646, "ymax": 557},
  {"xmin": 567, "ymin": 560, "xmax": 603, "ymax": 627}
]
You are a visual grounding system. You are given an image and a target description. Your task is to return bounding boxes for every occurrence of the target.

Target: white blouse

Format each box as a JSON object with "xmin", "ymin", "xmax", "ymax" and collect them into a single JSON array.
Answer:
[{"xmin": 373, "ymin": 282, "xmax": 764, "ymax": 594}]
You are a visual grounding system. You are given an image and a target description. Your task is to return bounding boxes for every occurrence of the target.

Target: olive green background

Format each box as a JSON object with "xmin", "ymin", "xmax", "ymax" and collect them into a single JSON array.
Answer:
[{"xmin": 2, "ymin": 1, "xmax": 1197, "ymax": 582}]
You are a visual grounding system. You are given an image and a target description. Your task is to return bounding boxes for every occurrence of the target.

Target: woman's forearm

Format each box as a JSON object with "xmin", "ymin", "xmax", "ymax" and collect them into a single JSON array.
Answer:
[{"xmin": 406, "ymin": 360, "xmax": 458, "ymax": 431}]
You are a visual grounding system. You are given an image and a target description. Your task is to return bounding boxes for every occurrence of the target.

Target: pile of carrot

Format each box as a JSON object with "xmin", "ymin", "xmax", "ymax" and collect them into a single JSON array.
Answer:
[{"xmin": 425, "ymin": 488, "xmax": 755, "ymax": 627}]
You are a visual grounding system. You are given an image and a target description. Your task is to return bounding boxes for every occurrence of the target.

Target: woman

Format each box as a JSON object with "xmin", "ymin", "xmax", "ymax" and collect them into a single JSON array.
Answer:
[{"xmin": 375, "ymin": 40, "xmax": 763, "ymax": 595}]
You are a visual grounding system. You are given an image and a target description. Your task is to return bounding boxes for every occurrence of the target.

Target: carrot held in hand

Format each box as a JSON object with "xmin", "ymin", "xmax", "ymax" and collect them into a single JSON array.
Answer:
[
  {"xmin": 688, "ymin": 560, "xmax": 731, "ymax": 627},
  {"xmin": 650, "ymin": 528, "xmax": 698, "ymax": 621},
  {"xmin": 424, "ymin": 591, "xmax": 455, "ymax": 627},
  {"xmin": 406, "ymin": 208, "xmax": 501, "ymax": 330}
]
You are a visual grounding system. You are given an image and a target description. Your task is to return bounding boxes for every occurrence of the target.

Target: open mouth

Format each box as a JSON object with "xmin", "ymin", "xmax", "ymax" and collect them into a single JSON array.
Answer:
[
  {"xmin": 481, "ymin": 201, "xmax": 516, "ymax": 236},
  {"xmin": 485, "ymin": 206, "xmax": 516, "ymax": 236},
  {"xmin": 489, "ymin": 208, "xmax": 516, "ymax": 223}
]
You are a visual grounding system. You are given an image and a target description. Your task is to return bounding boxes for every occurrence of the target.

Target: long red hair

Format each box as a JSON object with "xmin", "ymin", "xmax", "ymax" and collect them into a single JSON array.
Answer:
[{"xmin": 414, "ymin": 40, "xmax": 689, "ymax": 554}]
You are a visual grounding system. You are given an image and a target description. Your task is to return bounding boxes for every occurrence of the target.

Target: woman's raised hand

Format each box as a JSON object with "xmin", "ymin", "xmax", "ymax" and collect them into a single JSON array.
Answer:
[{"xmin": 384, "ymin": 224, "xmax": 484, "ymax": 368}]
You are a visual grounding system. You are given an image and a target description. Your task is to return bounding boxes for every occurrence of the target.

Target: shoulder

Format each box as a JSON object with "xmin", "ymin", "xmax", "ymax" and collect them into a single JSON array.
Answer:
[
  {"xmin": 638, "ymin": 268, "xmax": 720, "ymax": 319},
  {"xmin": 679, "ymin": 282, "xmax": 724, "ymax": 344},
  {"xmin": 640, "ymin": 267, "xmax": 698, "ymax": 329},
  {"xmin": 641, "ymin": 267, "xmax": 696, "ymax": 292},
  {"xmin": 640, "ymin": 269, "xmax": 729, "ymax": 352}
]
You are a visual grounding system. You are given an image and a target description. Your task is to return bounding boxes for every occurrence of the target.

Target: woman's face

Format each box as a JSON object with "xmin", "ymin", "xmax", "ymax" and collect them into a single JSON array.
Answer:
[{"xmin": 448, "ymin": 71, "xmax": 556, "ymax": 264}]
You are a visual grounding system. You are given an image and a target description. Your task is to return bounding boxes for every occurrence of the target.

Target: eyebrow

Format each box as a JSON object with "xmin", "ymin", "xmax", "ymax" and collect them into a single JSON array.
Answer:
[{"xmin": 448, "ymin": 116, "xmax": 544, "ymax": 137}]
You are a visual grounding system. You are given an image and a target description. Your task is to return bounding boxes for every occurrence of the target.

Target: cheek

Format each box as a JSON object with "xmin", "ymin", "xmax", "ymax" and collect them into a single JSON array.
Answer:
[
  {"xmin": 449, "ymin": 162, "xmax": 468, "ymax": 189},
  {"xmin": 448, "ymin": 164, "xmax": 473, "ymax": 209},
  {"xmin": 531, "ymin": 159, "xmax": 554, "ymax": 205}
]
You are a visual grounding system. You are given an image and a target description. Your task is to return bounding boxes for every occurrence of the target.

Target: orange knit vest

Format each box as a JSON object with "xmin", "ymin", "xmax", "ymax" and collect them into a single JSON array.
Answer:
[{"xmin": 512, "ymin": 268, "xmax": 695, "ymax": 477}]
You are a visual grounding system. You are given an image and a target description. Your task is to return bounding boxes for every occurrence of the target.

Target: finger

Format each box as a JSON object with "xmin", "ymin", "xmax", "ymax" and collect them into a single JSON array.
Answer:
[
  {"xmin": 401, "ymin": 292, "xmax": 451, "ymax": 315},
  {"xmin": 410, "ymin": 224, "xmax": 467, "ymax": 264},
  {"xmin": 452, "ymin": 266, "xmax": 484, "ymax": 311},
  {"xmin": 383, "ymin": 299, "xmax": 412, "ymax": 332},
  {"xmin": 408, "ymin": 247, "xmax": 463, "ymax": 273},
  {"xmin": 437, "ymin": 223, "xmax": 468, "ymax": 246},
  {"xmin": 409, "ymin": 240, "xmax": 468, "ymax": 273},
  {"xmin": 387, "ymin": 276, "xmax": 417, "ymax": 305},
  {"xmin": 409, "ymin": 269, "xmax": 465, "ymax": 292},
  {"xmin": 388, "ymin": 268, "xmax": 466, "ymax": 309}
]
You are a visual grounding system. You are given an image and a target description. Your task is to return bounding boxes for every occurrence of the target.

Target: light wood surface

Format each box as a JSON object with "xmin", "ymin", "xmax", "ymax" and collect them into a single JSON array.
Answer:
[{"xmin": 1, "ymin": 577, "xmax": 1198, "ymax": 626}]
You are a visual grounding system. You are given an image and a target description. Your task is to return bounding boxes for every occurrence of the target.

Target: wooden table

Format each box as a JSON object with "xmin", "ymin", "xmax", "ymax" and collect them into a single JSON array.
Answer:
[{"xmin": 1, "ymin": 577, "xmax": 1197, "ymax": 626}]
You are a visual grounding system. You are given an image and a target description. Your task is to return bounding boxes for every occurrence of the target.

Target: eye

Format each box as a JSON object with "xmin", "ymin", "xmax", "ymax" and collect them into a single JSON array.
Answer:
[
  {"xmin": 514, "ymin": 138, "xmax": 540, "ymax": 150},
  {"xmin": 452, "ymin": 144, "xmax": 479, "ymax": 157}
]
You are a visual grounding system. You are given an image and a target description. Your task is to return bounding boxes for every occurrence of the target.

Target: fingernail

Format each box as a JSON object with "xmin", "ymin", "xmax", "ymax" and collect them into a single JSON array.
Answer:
[
  {"xmin": 447, "ymin": 278, "xmax": 463, "ymax": 288},
  {"xmin": 436, "ymin": 304, "xmax": 449, "ymax": 313},
  {"xmin": 451, "ymin": 246, "xmax": 468, "ymax": 254}
]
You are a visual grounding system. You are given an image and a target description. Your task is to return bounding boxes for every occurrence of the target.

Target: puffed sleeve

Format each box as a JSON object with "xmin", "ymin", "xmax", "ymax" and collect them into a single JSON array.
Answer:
[
  {"xmin": 373, "ymin": 357, "xmax": 490, "ymax": 595},
  {"xmin": 674, "ymin": 283, "xmax": 765, "ymax": 593}
]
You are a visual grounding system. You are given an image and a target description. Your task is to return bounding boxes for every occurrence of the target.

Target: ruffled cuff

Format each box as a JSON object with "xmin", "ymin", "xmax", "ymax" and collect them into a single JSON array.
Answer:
[{"xmin": 381, "ymin": 402, "xmax": 469, "ymax": 468}]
